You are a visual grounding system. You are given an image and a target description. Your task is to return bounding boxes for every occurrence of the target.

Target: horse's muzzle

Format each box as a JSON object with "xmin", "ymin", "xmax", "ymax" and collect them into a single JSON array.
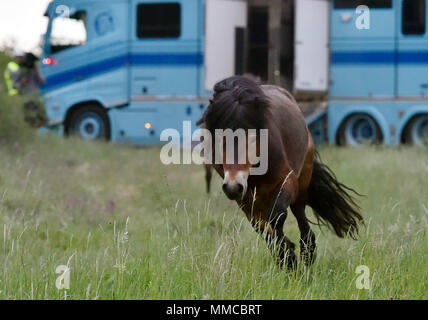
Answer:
[{"xmin": 222, "ymin": 182, "xmax": 244, "ymax": 200}]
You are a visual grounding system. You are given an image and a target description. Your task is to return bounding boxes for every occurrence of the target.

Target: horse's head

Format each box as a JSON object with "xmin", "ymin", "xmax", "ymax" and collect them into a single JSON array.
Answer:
[
  {"xmin": 220, "ymin": 132, "xmax": 255, "ymax": 200},
  {"xmin": 199, "ymin": 76, "xmax": 270, "ymax": 201}
]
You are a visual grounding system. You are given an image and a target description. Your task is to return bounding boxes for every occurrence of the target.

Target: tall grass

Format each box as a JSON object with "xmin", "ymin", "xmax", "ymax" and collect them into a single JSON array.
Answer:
[{"xmin": 0, "ymin": 136, "xmax": 427, "ymax": 299}]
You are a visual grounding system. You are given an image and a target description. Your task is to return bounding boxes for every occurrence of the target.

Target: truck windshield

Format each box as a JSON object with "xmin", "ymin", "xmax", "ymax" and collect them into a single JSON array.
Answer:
[{"xmin": 50, "ymin": 11, "xmax": 87, "ymax": 54}]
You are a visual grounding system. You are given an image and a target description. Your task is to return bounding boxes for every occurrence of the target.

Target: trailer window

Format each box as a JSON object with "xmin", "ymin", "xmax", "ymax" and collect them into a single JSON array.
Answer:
[
  {"xmin": 334, "ymin": 0, "xmax": 392, "ymax": 9},
  {"xmin": 50, "ymin": 11, "xmax": 87, "ymax": 54},
  {"xmin": 137, "ymin": 3, "xmax": 181, "ymax": 38},
  {"xmin": 402, "ymin": 0, "xmax": 426, "ymax": 35}
]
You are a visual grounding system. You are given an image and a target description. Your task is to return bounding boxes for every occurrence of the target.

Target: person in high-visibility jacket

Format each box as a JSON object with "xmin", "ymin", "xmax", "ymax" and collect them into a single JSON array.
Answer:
[{"xmin": 4, "ymin": 49, "xmax": 25, "ymax": 96}]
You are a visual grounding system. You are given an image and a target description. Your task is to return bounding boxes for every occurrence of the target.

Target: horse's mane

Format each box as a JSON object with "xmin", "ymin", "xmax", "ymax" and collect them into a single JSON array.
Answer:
[{"xmin": 198, "ymin": 76, "xmax": 271, "ymax": 132}]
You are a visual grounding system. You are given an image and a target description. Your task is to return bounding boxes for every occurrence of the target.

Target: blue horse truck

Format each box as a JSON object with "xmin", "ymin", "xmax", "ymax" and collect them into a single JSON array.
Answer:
[{"xmin": 40, "ymin": 0, "xmax": 428, "ymax": 146}]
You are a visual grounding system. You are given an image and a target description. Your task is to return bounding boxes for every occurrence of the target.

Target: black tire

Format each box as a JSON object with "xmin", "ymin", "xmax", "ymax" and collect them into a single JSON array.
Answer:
[
  {"xmin": 403, "ymin": 114, "xmax": 428, "ymax": 146},
  {"xmin": 337, "ymin": 114, "xmax": 383, "ymax": 146},
  {"xmin": 68, "ymin": 105, "xmax": 110, "ymax": 141}
]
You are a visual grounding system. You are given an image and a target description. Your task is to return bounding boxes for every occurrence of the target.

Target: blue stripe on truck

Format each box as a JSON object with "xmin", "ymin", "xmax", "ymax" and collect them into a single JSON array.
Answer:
[
  {"xmin": 43, "ymin": 50, "xmax": 428, "ymax": 91},
  {"xmin": 42, "ymin": 53, "xmax": 203, "ymax": 91},
  {"xmin": 331, "ymin": 51, "xmax": 395, "ymax": 64},
  {"xmin": 332, "ymin": 51, "xmax": 428, "ymax": 64}
]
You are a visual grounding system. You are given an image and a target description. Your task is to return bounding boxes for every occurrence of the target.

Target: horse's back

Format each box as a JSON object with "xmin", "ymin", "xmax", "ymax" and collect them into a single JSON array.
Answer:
[
  {"xmin": 261, "ymin": 85, "xmax": 304, "ymax": 120},
  {"xmin": 261, "ymin": 85, "xmax": 310, "ymax": 176}
]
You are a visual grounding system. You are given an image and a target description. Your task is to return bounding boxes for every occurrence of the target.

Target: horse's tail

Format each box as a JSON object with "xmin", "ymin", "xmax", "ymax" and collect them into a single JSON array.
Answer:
[{"xmin": 307, "ymin": 154, "xmax": 364, "ymax": 239}]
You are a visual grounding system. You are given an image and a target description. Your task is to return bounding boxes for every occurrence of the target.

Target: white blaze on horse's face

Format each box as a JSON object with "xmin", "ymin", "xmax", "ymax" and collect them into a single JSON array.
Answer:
[{"xmin": 222, "ymin": 169, "xmax": 249, "ymax": 201}]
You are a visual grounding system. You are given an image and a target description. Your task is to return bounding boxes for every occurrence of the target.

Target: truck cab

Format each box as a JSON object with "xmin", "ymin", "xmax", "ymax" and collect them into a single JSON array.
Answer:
[{"xmin": 41, "ymin": 0, "xmax": 247, "ymax": 145}]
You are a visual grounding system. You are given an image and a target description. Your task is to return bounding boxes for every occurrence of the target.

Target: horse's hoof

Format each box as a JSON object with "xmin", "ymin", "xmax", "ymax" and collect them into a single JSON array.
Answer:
[
  {"xmin": 300, "ymin": 250, "xmax": 316, "ymax": 266},
  {"xmin": 282, "ymin": 249, "xmax": 298, "ymax": 270},
  {"xmin": 299, "ymin": 239, "xmax": 316, "ymax": 266}
]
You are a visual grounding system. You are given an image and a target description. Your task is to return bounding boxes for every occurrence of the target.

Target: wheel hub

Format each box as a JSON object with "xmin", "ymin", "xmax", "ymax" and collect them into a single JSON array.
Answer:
[
  {"xmin": 345, "ymin": 115, "xmax": 378, "ymax": 146},
  {"xmin": 77, "ymin": 115, "xmax": 102, "ymax": 140},
  {"xmin": 411, "ymin": 116, "xmax": 428, "ymax": 146}
]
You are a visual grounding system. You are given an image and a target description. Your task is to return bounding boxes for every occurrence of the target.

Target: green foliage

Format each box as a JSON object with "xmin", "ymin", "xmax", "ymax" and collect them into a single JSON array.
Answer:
[
  {"xmin": 0, "ymin": 51, "xmax": 45, "ymax": 144},
  {"xmin": 0, "ymin": 90, "xmax": 34, "ymax": 144},
  {"xmin": 0, "ymin": 137, "xmax": 426, "ymax": 300}
]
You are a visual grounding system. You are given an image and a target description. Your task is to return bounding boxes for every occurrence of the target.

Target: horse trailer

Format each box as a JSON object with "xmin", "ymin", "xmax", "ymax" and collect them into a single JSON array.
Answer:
[{"xmin": 40, "ymin": 0, "xmax": 428, "ymax": 146}]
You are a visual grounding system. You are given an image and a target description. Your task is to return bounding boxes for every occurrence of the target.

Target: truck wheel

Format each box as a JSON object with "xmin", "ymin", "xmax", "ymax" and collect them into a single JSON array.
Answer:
[
  {"xmin": 404, "ymin": 114, "xmax": 428, "ymax": 146},
  {"xmin": 338, "ymin": 114, "xmax": 382, "ymax": 146},
  {"xmin": 68, "ymin": 106, "xmax": 110, "ymax": 141}
]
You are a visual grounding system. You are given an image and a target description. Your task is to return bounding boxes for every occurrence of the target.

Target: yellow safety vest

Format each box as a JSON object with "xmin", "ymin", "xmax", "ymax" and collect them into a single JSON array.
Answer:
[{"xmin": 4, "ymin": 61, "xmax": 20, "ymax": 96}]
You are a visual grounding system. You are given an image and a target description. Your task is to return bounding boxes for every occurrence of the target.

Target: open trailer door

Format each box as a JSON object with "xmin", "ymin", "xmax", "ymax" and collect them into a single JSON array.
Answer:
[
  {"xmin": 205, "ymin": 0, "xmax": 247, "ymax": 91},
  {"xmin": 294, "ymin": 0, "xmax": 330, "ymax": 93}
]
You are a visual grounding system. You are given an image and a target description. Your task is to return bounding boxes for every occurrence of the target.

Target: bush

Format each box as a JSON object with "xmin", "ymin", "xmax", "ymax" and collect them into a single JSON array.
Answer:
[
  {"xmin": 0, "ymin": 52, "xmax": 34, "ymax": 144},
  {"xmin": 0, "ymin": 92, "xmax": 34, "ymax": 144}
]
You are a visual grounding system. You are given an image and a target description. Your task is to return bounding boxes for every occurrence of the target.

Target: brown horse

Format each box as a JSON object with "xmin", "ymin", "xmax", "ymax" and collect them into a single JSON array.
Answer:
[{"xmin": 198, "ymin": 76, "xmax": 363, "ymax": 269}]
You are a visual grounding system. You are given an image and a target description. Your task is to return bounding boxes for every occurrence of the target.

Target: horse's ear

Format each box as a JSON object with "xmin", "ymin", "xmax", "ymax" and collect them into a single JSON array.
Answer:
[{"xmin": 196, "ymin": 117, "xmax": 204, "ymax": 127}]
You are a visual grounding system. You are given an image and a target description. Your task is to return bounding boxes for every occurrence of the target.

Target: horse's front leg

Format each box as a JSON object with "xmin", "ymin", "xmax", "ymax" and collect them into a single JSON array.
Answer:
[
  {"xmin": 253, "ymin": 193, "xmax": 297, "ymax": 269},
  {"xmin": 267, "ymin": 216, "xmax": 297, "ymax": 270},
  {"xmin": 270, "ymin": 192, "xmax": 298, "ymax": 270},
  {"xmin": 204, "ymin": 164, "xmax": 213, "ymax": 193}
]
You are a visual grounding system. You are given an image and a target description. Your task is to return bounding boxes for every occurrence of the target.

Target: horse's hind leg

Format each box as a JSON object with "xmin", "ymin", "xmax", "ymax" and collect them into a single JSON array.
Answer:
[
  {"xmin": 291, "ymin": 203, "xmax": 316, "ymax": 266},
  {"xmin": 205, "ymin": 164, "xmax": 212, "ymax": 193}
]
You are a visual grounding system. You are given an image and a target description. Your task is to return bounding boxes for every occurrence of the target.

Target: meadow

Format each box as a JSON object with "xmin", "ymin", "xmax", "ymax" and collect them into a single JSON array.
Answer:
[{"xmin": 0, "ymin": 134, "xmax": 426, "ymax": 300}]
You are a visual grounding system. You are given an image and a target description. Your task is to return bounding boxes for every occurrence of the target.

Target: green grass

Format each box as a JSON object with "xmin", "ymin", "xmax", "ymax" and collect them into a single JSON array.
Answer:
[{"xmin": 0, "ymin": 136, "xmax": 427, "ymax": 300}]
